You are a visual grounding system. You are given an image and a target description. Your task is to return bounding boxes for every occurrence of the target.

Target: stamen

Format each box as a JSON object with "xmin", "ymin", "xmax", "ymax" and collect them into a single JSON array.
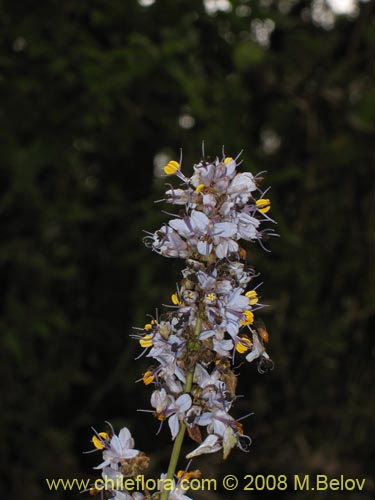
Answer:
[
  {"xmin": 164, "ymin": 160, "xmax": 180, "ymax": 175},
  {"xmin": 240, "ymin": 310, "xmax": 254, "ymax": 326},
  {"xmin": 91, "ymin": 432, "xmax": 109, "ymax": 450},
  {"xmin": 171, "ymin": 293, "xmax": 181, "ymax": 305},
  {"xmin": 236, "ymin": 336, "xmax": 252, "ymax": 354},
  {"xmin": 256, "ymin": 198, "xmax": 271, "ymax": 214},
  {"xmin": 139, "ymin": 335, "xmax": 153, "ymax": 348},
  {"xmin": 143, "ymin": 370, "xmax": 155, "ymax": 385},
  {"xmin": 245, "ymin": 290, "xmax": 258, "ymax": 305}
]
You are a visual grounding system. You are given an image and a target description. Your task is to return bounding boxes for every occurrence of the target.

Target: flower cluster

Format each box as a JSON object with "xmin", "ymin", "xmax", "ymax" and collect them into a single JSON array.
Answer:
[
  {"xmin": 89, "ymin": 150, "xmax": 276, "ymax": 500},
  {"xmin": 89, "ymin": 425, "xmax": 193, "ymax": 499},
  {"xmin": 89, "ymin": 424, "xmax": 147, "ymax": 499},
  {"xmin": 139, "ymin": 154, "xmax": 275, "ymax": 458},
  {"xmin": 151, "ymin": 157, "xmax": 272, "ymax": 260}
]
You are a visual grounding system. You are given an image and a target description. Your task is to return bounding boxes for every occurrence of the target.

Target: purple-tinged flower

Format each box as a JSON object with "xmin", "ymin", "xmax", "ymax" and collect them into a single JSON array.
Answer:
[
  {"xmin": 151, "ymin": 389, "xmax": 192, "ymax": 439},
  {"xmin": 94, "ymin": 427, "xmax": 139, "ymax": 470}
]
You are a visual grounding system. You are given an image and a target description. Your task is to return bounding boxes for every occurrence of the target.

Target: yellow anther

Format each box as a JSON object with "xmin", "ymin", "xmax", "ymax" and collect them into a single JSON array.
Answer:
[
  {"xmin": 236, "ymin": 336, "xmax": 253, "ymax": 354},
  {"xmin": 139, "ymin": 335, "xmax": 153, "ymax": 348},
  {"xmin": 177, "ymin": 469, "xmax": 202, "ymax": 480},
  {"xmin": 156, "ymin": 413, "xmax": 166, "ymax": 421},
  {"xmin": 163, "ymin": 160, "xmax": 180, "ymax": 175},
  {"xmin": 176, "ymin": 471, "xmax": 194, "ymax": 480},
  {"xmin": 143, "ymin": 370, "xmax": 155, "ymax": 385},
  {"xmin": 206, "ymin": 292, "xmax": 217, "ymax": 302},
  {"xmin": 171, "ymin": 293, "xmax": 181, "ymax": 305},
  {"xmin": 256, "ymin": 198, "xmax": 271, "ymax": 214},
  {"xmin": 240, "ymin": 310, "xmax": 254, "ymax": 326},
  {"xmin": 224, "ymin": 157, "xmax": 234, "ymax": 164},
  {"xmin": 92, "ymin": 432, "xmax": 109, "ymax": 450},
  {"xmin": 245, "ymin": 290, "xmax": 259, "ymax": 305},
  {"xmin": 144, "ymin": 323, "xmax": 152, "ymax": 331},
  {"xmin": 195, "ymin": 184, "xmax": 205, "ymax": 193}
]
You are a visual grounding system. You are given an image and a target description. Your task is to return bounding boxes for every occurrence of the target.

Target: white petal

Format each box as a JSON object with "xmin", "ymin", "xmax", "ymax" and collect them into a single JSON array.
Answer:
[
  {"xmin": 219, "ymin": 201, "xmax": 233, "ymax": 216},
  {"xmin": 225, "ymin": 159, "xmax": 237, "ymax": 176},
  {"xmin": 202, "ymin": 193, "xmax": 216, "ymax": 208},
  {"xmin": 185, "ymin": 434, "xmax": 222, "ymax": 458},
  {"xmin": 176, "ymin": 393, "xmax": 192, "ymax": 412},
  {"xmin": 213, "ymin": 339, "xmax": 233, "ymax": 355},
  {"xmin": 197, "ymin": 240, "xmax": 212, "ymax": 256},
  {"xmin": 245, "ymin": 334, "xmax": 264, "ymax": 363},
  {"xmin": 169, "ymin": 232, "xmax": 188, "ymax": 249},
  {"xmin": 168, "ymin": 414, "xmax": 179, "ymax": 439},
  {"xmin": 214, "ymin": 177, "xmax": 230, "ymax": 192},
  {"xmin": 215, "ymin": 240, "xmax": 228, "ymax": 259},
  {"xmin": 199, "ymin": 329, "xmax": 215, "ymax": 340},
  {"xmin": 191, "ymin": 210, "xmax": 209, "ymax": 231},
  {"xmin": 227, "ymin": 290, "xmax": 249, "ymax": 310},
  {"xmin": 196, "ymin": 412, "xmax": 212, "ymax": 426},
  {"xmin": 228, "ymin": 172, "xmax": 256, "ymax": 194},
  {"xmin": 237, "ymin": 214, "xmax": 259, "ymax": 240},
  {"xmin": 94, "ymin": 458, "xmax": 111, "ymax": 470},
  {"xmin": 226, "ymin": 321, "xmax": 239, "ymax": 338},
  {"xmin": 110, "ymin": 435, "xmax": 122, "ymax": 455},
  {"xmin": 173, "ymin": 365, "xmax": 186, "ymax": 383},
  {"xmin": 151, "ymin": 388, "xmax": 168, "ymax": 412},
  {"xmin": 228, "ymin": 239, "xmax": 239, "ymax": 253},
  {"xmin": 169, "ymin": 218, "xmax": 191, "ymax": 237},
  {"xmin": 194, "ymin": 364, "xmax": 210, "ymax": 386},
  {"xmin": 165, "ymin": 188, "xmax": 189, "ymax": 205},
  {"xmin": 118, "ymin": 427, "xmax": 133, "ymax": 449},
  {"xmin": 122, "ymin": 448, "xmax": 140, "ymax": 459},
  {"xmin": 213, "ymin": 418, "xmax": 227, "ymax": 437},
  {"xmin": 238, "ymin": 213, "xmax": 260, "ymax": 227},
  {"xmin": 213, "ymin": 222, "xmax": 237, "ymax": 237}
]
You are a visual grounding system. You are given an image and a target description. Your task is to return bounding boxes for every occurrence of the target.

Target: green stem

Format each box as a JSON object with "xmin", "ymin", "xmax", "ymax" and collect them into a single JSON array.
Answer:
[{"xmin": 159, "ymin": 317, "xmax": 201, "ymax": 500}]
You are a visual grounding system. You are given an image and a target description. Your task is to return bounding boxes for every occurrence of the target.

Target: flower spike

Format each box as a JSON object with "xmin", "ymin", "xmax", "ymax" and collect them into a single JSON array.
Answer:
[{"xmin": 88, "ymin": 146, "xmax": 276, "ymax": 500}]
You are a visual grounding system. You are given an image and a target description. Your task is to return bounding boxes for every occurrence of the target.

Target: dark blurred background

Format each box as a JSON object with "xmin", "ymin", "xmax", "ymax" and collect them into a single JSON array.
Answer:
[{"xmin": 0, "ymin": 0, "xmax": 374, "ymax": 499}]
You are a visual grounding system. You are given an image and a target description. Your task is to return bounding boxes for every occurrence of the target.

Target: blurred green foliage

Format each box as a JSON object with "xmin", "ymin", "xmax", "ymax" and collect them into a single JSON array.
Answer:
[{"xmin": 0, "ymin": 0, "xmax": 373, "ymax": 498}]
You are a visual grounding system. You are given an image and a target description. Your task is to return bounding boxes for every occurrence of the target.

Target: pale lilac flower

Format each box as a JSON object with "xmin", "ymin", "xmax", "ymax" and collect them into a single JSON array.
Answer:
[
  {"xmin": 194, "ymin": 363, "xmax": 221, "ymax": 388},
  {"xmin": 188, "ymin": 410, "xmax": 251, "ymax": 459},
  {"xmin": 151, "ymin": 389, "xmax": 192, "ymax": 439},
  {"xmin": 246, "ymin": 332, "xmax": 274, "ymax": 374},
  {"xmin": 212, "ymin": 338, "xmax": 234, "ymax": 357},
  {"xmin": 165, "ymin": 187, "xmax": 193, "ymax": 206},
  {"xmin": 235, "ymin": 212, "xmax": 260, "ymax": 240},
  {"xmin": 95, "ymin": 427, "xmax": 139, "ymax": 470},
  {"xmin": 227, "ymin": 172, "xmax": 257, "ymax": 198},
  {"xmin": 148, "ymin": 347, "xmax": 186, "ymax": 385},
  {"xmin": 151, "ymin": 225, "xmax": 189, "ymax": 258},
  {"xmin": 168, "ymin": 393, "xmax": 192, "ymax": 439},
  {"xmin": 219, "ymin": 288, "xmax": 250, "ymax": 337}
]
